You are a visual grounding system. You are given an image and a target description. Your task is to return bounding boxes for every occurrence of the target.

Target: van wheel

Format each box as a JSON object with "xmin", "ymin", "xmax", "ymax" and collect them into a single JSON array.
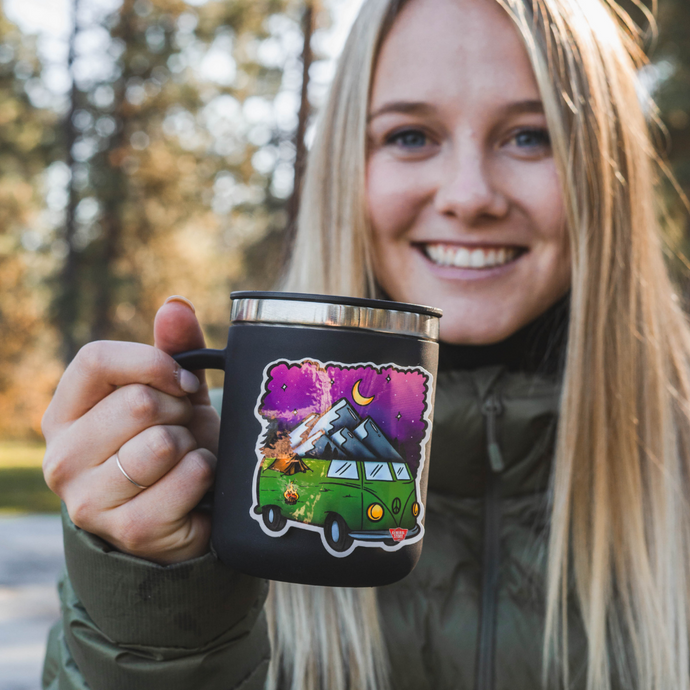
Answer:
[
  {"xmin": 262, "ymin": 505, "xmax": 286, "ymax": 531},
  {"xmin": 324, "ymin": 514, "xmax": 353, "ymax": 552}
]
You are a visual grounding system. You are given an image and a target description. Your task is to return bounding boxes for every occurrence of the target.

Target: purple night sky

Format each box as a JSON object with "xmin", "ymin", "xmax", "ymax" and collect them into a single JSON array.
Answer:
[{"xmin": 258, "ymin": 359, "xmax": 431, "ymax": 469}]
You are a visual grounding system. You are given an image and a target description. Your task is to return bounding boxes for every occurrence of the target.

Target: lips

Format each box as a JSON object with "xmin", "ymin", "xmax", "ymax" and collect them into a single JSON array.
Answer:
[{"xmin": 421, "ymin": 243, "xmax": 523, "ymax": 269}]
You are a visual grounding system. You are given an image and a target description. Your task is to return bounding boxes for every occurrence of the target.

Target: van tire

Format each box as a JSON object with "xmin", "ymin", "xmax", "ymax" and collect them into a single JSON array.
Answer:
[
  {"xmin": 324, "ymin": 513, "xmax": 353, "ymax": 552},
  {"xmin": 262, "ymin": 505, "xmax": 287, "ymax": 531}
]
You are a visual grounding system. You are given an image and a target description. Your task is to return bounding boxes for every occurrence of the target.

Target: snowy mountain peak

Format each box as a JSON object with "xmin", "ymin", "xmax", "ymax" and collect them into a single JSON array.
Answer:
[
  {"xmin": 354, "ymin": 417, "xmax": 403, "ymax": 461},
  {"xmin": 289, "ymin": 398, "xmax": 361, "ymax": 452},
  {"xmin": 288, "ymin": 399, "xmax": 404, "ymax": 463}
]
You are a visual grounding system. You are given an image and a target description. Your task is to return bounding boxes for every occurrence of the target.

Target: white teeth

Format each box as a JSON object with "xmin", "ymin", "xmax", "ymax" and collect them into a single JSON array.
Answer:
[
  {"xmin": 425, "ymin": 245, "xmax": 437, "ymax": 262},
  {"xmin": 423, "ymin": 244, "xmax": 518, "ymax": 269},
  {"xmin": 470, "ymin": 249, "xmax": 485, "ymax": 268},
  {"xmin": 453, "ymin": 247, "xmax": 470, "ymax": 268}
]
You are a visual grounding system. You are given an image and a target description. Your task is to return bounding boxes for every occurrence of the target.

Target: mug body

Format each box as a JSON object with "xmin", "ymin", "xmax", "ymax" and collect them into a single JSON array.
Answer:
[{"xmin": 212, "ymin": 292, "xmax": 440, "ymax": 587}]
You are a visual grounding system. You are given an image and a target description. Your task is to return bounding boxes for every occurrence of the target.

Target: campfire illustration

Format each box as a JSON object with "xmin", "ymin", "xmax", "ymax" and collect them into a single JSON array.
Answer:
[{"xmin": 283, "ymin": 482, "xmax": 299, "ymax": 505}]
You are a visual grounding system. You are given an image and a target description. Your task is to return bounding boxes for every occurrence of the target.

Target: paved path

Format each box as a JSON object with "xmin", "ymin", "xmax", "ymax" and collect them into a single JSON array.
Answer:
[{"xmin": 0, "ymin": 515, "xmax": 64, "ymax": 690}]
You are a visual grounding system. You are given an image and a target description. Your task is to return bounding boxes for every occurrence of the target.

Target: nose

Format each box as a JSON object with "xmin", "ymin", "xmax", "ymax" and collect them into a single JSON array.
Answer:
[{"xmin": 433, "ymin": 140, "xmax": 509, "ymax": 223}]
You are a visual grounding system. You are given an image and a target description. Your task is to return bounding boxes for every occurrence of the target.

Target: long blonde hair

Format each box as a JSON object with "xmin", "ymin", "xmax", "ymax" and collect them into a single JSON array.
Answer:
[{"xmin": 275, "ymin": 1, "xmax": 690, "ymax": 689}]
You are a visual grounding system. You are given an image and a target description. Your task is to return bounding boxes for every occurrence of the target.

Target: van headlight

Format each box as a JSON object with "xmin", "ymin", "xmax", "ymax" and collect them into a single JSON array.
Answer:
[
  {"xmin": 367, "ymin": 503, "xmax": 384, "ymax": 521},
  {"xmin": 412, "ymin": 502, "xmax": 420, "ymax": 517}
]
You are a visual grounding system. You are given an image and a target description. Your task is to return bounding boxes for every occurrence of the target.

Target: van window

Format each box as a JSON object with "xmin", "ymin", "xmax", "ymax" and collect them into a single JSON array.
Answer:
[
  {"xmin": 327, "ymin": 460, "xmax": 359, "ymax": 480},
  {"xmin": 364, "ymin": 462, "xmax": 393, "ymax": 481},
  {"xmin": 391, "ymin": 463, "xmax": 411, "ymax": 480}
]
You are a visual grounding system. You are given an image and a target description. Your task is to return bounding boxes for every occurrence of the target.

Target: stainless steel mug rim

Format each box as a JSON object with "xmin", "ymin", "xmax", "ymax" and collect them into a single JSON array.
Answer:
[{"xmin": 230, "ymin": 291, "xmax": 441, "ymax": 341}]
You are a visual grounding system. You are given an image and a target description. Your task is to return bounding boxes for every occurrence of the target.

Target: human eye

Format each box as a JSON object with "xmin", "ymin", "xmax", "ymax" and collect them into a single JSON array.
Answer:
[
  {"xmin": 385, "ymin": 128, "xmax": 430, "ymax": 150},
  {"xmin": 506, "ymin": 127, "xmax": 551, "ymax": 156}
]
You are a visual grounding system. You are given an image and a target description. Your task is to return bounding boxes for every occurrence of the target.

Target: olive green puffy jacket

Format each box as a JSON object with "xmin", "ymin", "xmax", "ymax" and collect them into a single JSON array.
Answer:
[{"xmin": 43, "ymin": 365, "xmax": 579, "ymax": 690}]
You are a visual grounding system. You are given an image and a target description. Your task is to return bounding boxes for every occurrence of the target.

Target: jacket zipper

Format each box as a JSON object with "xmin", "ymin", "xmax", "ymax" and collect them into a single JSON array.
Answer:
[{"xmin": 475, "ymin": 391, "xmax": 504, "ymax": 690}]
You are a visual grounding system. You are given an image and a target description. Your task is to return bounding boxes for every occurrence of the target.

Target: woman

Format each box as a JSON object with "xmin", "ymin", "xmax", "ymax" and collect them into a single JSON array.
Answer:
[{"xmin": 41, "ymin": 0, "xmax": 690, "ymax": 689}]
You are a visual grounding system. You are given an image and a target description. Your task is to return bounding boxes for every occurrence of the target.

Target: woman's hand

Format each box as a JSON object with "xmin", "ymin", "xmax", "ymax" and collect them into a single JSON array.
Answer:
[{"xmin": 42, "ymin": 298, "xmax": 220, "ymax": 565}]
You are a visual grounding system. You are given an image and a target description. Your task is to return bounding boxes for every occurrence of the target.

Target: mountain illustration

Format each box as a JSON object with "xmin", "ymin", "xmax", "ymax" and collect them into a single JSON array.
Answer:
[
  {"xmin": 282, "ymin": 398, "xmax": 405, "ymax": 465},
  {"xmin": 331, "ymin": 428, "xmax": 376, "ymax": 458},
  {"xmin": 354, "ymin": 417, "xmax": 404, "ymax": 461},
  {"xmin": 293, "ymin": 429, "xmax": 348, "ymax": 460},
  {"xmin": 288, "ymin": 398, "xmax": 360, "ymax": 449}
]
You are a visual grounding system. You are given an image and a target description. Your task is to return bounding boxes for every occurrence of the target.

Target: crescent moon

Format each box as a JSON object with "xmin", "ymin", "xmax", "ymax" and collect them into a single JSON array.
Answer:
[{"xmin": 352, "ymin": 379, "xmax": 375, "ymax": 406}]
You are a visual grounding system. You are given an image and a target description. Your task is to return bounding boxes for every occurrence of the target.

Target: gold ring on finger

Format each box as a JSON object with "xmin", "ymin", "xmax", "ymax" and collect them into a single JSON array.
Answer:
[{"xmin": 116, "ymin": 450, "xmax": 151, "ymax": 490}]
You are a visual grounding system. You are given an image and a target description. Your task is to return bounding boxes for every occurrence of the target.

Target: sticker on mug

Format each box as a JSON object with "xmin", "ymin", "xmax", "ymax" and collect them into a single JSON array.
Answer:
[{"xmin": 250, "ymin": 358, "xmax": 434, "ymax": 557}]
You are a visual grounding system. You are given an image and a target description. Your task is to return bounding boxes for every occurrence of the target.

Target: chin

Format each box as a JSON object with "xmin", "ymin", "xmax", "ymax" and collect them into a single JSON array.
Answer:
[
  {"xmin": 435, "ymin": 293, "xmax": 568, "ymax": 345},
  {"xmin": 425, "ymin": 296, "xmax": 516, "ymax": 345},
  {"xmin": 439, "ymin": 324, "xmax": 517, "ymax": 346}
]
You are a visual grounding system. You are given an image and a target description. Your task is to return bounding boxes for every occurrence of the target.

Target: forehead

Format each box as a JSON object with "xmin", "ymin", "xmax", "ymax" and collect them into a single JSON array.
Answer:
[{"xmin": 371, "ymin": 0, "xmax": 540, "ymax": 109}]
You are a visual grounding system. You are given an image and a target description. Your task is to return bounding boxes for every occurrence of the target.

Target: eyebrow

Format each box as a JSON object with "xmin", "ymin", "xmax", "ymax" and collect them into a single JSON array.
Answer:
[
  {"xmin": 367, "ymin": 99, "xmax": 545, "ymax": 122},
  {"xmin": 367, "ymin": 101, "xmax": 436, "ymax": 122},
  {"xmin": 499, "ymin": 100, "xmax": 545, "ymax": 116}
]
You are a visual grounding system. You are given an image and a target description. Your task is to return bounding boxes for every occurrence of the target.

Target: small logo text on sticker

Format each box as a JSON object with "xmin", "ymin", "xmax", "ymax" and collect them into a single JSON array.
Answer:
[{"xmin": 389, "ymin": 528, "xmax": 408, "ymax": 542}]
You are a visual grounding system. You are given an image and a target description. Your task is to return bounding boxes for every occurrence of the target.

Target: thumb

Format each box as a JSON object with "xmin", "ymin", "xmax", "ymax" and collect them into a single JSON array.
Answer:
[
  {"xmin": 154, "ymin": 296, "xmax": 206, "ymax": 354},
  {"xmin": 154, "ymin": 296, "xmax": 209, "ymax": 401}
]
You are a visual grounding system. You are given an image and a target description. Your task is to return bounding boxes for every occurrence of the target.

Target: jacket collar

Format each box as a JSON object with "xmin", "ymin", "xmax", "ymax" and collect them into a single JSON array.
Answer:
[
  {"xmin": 437, "ymin": 294, "xmax": 569, "ymax": 377},
  {"xmin": 428, "ymin": 366, "xmax": 561, "ymax": 499}
]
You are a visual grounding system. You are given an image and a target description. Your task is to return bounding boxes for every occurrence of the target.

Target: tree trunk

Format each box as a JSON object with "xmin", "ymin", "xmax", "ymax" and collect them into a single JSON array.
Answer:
[
  {"xmin": 56, "ymin": 0, "xmax": 81, "ymax": 364},
  {"xmin": 284, "ymin": 1, "xmax": 315, "ymax": 255},
  {"xmin": 90, "ymin": 2, "xmax": 132, "ymax": 342}
]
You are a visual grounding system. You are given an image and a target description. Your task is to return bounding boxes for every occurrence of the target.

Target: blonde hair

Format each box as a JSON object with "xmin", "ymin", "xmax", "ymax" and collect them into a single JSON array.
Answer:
[
  {"xmin": 275, "ymin": 1, "xmax": 690, "ymax": 689},
  {"xmin": 265, "ymin": 583, "xmax": 390, "ymax": 690}
]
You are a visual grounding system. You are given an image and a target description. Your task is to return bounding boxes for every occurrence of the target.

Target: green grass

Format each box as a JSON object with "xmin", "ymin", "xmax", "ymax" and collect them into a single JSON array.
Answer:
[
  {"xmin": 0, "ymin": 442, "xmax": 60, "ymax": 513},
  {"xmin": 0, "ymin": 441, "xmax": 45, "ymax": 468}
]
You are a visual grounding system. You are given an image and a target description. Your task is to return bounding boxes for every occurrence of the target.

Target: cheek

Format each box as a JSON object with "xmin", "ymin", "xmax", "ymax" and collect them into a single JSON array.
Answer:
[
  {"xmin": 510, "ymin": 161, "xmax": 567, "ymax": 242},
  {"xmin": 366, "ymin": 156, "xmax": 425, "ymax": 241},
  {"xmin": 529, "ymin": 170, "xmax": 571, "ymax": 294}
]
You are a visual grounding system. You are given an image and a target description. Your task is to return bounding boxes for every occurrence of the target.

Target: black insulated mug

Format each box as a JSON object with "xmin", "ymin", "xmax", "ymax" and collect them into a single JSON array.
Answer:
[{"xmin": 174, "ymin": 291, "xmax": 441, "ymax": 587}]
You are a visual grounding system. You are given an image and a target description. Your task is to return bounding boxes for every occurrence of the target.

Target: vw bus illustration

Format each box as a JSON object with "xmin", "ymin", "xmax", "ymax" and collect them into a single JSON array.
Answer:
[
  {"xmin": 251, "ymin": 359, "xmax": 433, "ymax": 555},
  {"xmin": 254, "ymin": 398, "xmax": 421, "ymax": 552}
]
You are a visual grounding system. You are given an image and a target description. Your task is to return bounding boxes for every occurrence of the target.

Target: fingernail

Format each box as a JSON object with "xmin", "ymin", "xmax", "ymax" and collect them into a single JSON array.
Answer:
[
  {"xmin": 178, "ymin": 368, "xmax": 200, "ymax": 394},
  {"xmin": 165, "ymin": 295, "xmax": 196, "ymax": 313}
]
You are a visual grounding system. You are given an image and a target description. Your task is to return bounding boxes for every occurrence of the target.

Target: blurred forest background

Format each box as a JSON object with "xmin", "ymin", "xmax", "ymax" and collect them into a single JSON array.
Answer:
[
  {"xmin": 0, "ymin": 0, "xmax": 689, "ymax": 449},
  {"xmin": 0, "ymin": 0, "xmax": 354, "ymax": 448}
]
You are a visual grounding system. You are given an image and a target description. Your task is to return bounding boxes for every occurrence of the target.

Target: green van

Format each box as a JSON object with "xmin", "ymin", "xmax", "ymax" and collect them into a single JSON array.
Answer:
[{"xmin": 254, "ymin": 457, "xmax": 421, "ymax": 552}]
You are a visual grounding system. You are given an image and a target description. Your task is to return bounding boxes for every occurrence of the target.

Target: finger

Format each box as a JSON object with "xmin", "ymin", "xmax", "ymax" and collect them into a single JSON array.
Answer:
[
  {"xmin": 186, "ymin": 403, "xmax": 220, "ymax": 456},
  {"xmin": 44, "ymin": 341, "xmax": 200, "ymax": 430},
  {"xmin": 136, "ymin": 447, "xmax": 216, "ymax": 522},
  {"xmin": 154, "ymin": 298, "xmax": 211, "ymax": 407},
  {"xmin": 154, "ymin": 297, "xmax": 205, "ymax": 354},
  {"xmin": 106, "ymin": 425, "xmax": 198, "ymax": 503},
  {"xmin": 44, "ymin": 386, "xmax": 194, "ymax": 491},
  {"xmin": 98, "ymin": 448, "xmax": 216, "ymax": 563}
]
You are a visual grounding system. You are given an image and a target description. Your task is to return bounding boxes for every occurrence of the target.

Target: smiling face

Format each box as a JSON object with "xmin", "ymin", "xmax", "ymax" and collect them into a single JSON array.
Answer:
[{"xmin": 366, "ymin": 0, "xmax": 570, "ymax": 344}]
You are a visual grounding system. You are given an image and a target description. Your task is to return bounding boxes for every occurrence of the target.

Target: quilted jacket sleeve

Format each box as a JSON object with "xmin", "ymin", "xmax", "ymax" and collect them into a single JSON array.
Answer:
[{"xmin": 42, "ymin": 505, "xmax": 270, "ymax": 690}]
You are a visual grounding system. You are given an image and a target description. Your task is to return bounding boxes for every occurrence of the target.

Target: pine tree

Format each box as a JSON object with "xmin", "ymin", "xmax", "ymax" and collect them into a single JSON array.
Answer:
[
  {"xmin": 0, "ymin": 8, "xmax": 61, "ymax": 438},
  {"xmin": 52, "ymin": 0, "xmax": 297, "ymax": 362}
]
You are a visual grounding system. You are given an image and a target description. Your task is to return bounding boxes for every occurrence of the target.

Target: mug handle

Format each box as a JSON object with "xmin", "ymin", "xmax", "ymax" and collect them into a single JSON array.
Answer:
[
  {"xmin": 172, "ymin": 347, "xmax": 227, "ymax": 515},
  {"xmin": 173, "ymin": 348, "xmax": 226, "ymax": 371}
]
